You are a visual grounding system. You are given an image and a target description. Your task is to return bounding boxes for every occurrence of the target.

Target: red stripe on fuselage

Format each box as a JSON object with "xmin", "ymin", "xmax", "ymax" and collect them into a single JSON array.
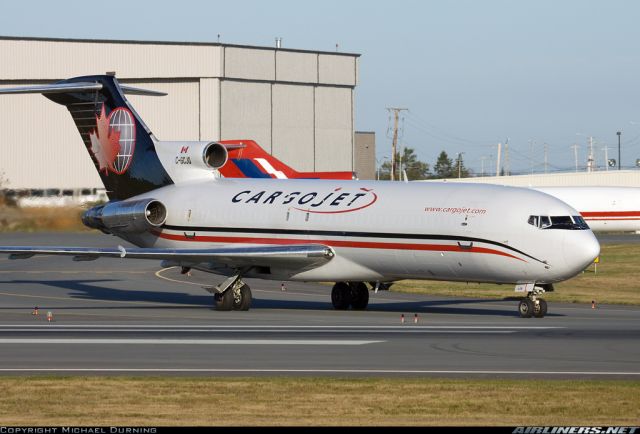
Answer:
[
  {"xmin": 582, "ymin": 211, "xmax": 640, "ymax": 217},
  {"xmin": 585, "ymin": 217, "xmax": 640, "ymax": 221},
  {"xmin": 153, "ymin": 230, "xmax": 526, "ymax": 262}
]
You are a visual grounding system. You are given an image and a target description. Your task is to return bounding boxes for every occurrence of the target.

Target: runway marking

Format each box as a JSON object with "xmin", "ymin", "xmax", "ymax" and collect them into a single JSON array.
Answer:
[
  {"xmin": 0, "ymin": 270, "xmax": 148, "ymax": 274},
  {"xmin": 0, "ymin": 324, "xmax": 563, "ymax": 329},
  {"xmin": 154, "ymin": 267, "xmax": 218, "ymax": 288},
  {"xmin": 0, "ymin": 329, "xmax": 516, "ymax": 334},
  {"xmin": 0, "ymin": 338, "xmax": 382, "ymax": 345},
  {"xmin": 0, "ymin": 368, "xmax": 637, "ymax": 376},
  {"xmin": 0, "ymin": 290, "xmax": 200, "ymax": 306}
]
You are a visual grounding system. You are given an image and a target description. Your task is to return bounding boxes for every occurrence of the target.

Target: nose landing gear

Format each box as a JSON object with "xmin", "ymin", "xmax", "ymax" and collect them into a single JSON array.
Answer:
[{"xmin": 518, "ymin": 284, "xmax": 552, "ymax": 318}]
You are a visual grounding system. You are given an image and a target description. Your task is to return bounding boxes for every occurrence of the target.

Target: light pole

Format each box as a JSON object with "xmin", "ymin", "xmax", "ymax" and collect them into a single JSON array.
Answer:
[
  {"xmin": 456, "ymin": 152, "xmax": 465, "ymax": 178},
  {"xmin": 617, "ymin": 131, "xmax": 622, "ymax": 170}
]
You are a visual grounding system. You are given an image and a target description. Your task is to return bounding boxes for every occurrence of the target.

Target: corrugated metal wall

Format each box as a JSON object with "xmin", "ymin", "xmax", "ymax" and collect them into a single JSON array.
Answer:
[
  {"xmin": 314, "ymin": 87, "xmax": 353, "ymax": 171},
  {"xmin": 354, "ymin": 132, "xmax": 376, "ymax": 180},
  {"xmin": 0, "ymin": 84, "xmax": 102, "ymax": 189},
  {"xmin": 276, "ymin": 51, "xmax": 317, "ymax": 83},
  {"xmin": 125, "ymin": 80, "xmax": 200, "ymax": 141},
  {"xmin": 220, "ymin": 81, "xmax": 272, "ymax": 150},
  {"xmin": 0, "ymin": 37, "xmax": 360, "ymax": 190},
  {"xmin": 0, "ymin": 39, "xmax": 220, "ymax": 80},
  {"xmin": 272, "ymin": 85, "xmax": 315, "ymax": 171}
]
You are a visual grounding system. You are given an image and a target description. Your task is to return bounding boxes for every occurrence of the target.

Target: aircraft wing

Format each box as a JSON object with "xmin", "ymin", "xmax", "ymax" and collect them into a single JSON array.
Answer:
[{"xmin": 0, "ymin": 244, "xmax": 334, "ymax": 271}]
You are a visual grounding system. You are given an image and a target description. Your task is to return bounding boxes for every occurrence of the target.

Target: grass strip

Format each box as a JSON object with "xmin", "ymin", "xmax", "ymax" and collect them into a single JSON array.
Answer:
[{"xmin": 0, "ymin": 377, "xmax": 638, "ymax": 426}]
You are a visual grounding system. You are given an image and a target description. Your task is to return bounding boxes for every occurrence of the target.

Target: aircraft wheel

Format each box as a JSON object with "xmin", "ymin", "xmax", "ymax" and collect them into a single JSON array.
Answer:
[
  {"xmin": 233, "ymin": 283, "xmax": 252, "ymax": 311},
  {"xmin": 215, "ymin": 289, "xmax": 234, "ymax": 311},
  {"xmin": 350, "ymin": 282, "xmax": 369, "ymax": 310},
  {"xmin": 533, "ymin": 299, "xmax": 547, "ymax": 318},
  {"xmin": 518, "ymin": 299, "xmax": 534, "ymax": 318},
  {"xmin": 331, "ymin": 282, "xmax": 351, "ymax": 310}
]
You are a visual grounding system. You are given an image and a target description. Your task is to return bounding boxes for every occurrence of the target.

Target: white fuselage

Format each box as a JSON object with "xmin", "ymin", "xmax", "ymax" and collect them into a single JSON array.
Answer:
[
  {"xmin": 535, "ymin": 187, "xmax": 640, "ymax": 232},
  {"xmin": 125, "ymin": 179, "xmax": 599, "ymax": 284}
]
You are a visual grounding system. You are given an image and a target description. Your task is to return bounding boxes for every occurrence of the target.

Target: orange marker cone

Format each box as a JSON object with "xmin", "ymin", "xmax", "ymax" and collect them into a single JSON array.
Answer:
[
  {"xmin": 46, "ymin": 311, "xmax": 53, "ymax": 322},
  {"xmin": 414, "ymin": 313, "xmax": 419, "ymax": 324},
  {"xmin": 32, "ymin": 306, "xmax": 39, "ymax": 316},
  {"xmin": 401, "ymin": 314, "xmax": 405, "ymax": 324}
]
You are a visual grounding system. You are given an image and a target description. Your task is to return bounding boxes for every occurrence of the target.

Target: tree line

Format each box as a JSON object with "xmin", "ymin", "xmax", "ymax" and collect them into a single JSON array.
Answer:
[{"xmin": 377, "ymin": 148, "xmax": 470, "ymax": 180}]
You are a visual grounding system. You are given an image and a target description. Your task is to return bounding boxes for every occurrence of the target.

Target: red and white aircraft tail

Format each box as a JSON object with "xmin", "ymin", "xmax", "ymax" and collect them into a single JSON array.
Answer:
[{"xmin": 218, "ymin": 139, "xmax": 356, "ymax": 180}]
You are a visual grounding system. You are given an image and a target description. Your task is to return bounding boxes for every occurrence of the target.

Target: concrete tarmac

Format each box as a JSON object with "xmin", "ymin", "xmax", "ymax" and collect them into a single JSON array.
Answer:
[{"xmin": 0, "ymin": 232, "xmax": 638, "ymax": 378}]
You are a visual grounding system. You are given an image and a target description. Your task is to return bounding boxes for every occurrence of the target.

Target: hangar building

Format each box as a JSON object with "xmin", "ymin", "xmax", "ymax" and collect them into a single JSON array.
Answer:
[{"xmin": 0, "ymin": 36, "xmax": 371, "ymax": 198}]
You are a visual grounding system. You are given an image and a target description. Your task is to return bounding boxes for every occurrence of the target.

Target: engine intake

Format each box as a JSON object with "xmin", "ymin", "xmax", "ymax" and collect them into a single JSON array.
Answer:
[
  {"xmin": 202, "ymin": 142, "xmax": 228, "ymax": 170},
  {"xmin": 82, "ymin": 198, "xmax": 167, "ymax": 234}
]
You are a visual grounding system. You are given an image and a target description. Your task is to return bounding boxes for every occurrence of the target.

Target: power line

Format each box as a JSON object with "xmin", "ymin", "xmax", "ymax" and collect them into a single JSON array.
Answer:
[{"xmin": 404, "ymin": 111, "xmax": 493, "ymax": 145}]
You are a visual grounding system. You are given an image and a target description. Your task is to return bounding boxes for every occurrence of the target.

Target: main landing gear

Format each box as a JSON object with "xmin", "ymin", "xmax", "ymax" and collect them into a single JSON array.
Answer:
[
  {"xmin": 518, "ymin": 284, "xmax": 551, "ymax": 318},
  {"xmin": 208, "ymin": 274, "xmax": 252, "ymax": 311},
  {"xmin": 331, "ymin": 282, "xmax": 370, "ymax": 310}
]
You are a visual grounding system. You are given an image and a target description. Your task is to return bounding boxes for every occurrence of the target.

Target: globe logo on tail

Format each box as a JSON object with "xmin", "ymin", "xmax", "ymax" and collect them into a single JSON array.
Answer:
[{"xmin": 89, "ymin": 105, "xmax": 136, "ymax": 175}]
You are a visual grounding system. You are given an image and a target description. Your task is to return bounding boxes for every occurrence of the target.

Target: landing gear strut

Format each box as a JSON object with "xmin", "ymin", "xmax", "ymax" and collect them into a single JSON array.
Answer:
[
  {"xmin": 209, "ymin": 274, "xmax": 253, "ymax": 311},
  {"xmin": 331, "ymin": 282, "xmax": 370, "ymax": 310},
  {"xmin": 518, "ymin": 285, "xmax": 550, "ymax": 318}
]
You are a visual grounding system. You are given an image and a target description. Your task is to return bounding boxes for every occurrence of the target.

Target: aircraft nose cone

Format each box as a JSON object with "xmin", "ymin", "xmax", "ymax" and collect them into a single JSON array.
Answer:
[{"xmin": 564, "ymin": 231, "xmax": 601, "ymax": 275}]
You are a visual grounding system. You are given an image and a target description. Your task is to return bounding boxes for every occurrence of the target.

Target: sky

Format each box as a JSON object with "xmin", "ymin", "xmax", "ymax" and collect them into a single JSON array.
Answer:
[{"xmin": 1, "ymin": 0, "xmax": 639, "ymax": 175}]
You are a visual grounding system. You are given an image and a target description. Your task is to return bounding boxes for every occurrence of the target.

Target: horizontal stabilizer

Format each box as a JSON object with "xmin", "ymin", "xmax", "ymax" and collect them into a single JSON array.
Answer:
[
  {"xmin": 0, "ymin": 82, "xmax": 166, "ymax": 96},
  {"xmin": 0, "ymin": 82, "xmax": 103, "ymax": 95},
  {"xmin": 119, "ymin": 85, "xmax": 167, "ymax": 96}
]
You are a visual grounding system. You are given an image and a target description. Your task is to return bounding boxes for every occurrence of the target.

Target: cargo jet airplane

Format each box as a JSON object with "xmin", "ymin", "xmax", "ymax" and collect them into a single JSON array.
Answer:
[
  {"xmin": 216, "ymin": 141, "xmax": 640, "ymax": 233},
  {"xmin": 0, "ymin": 75, "xmax": 600, "ymax": 318}
]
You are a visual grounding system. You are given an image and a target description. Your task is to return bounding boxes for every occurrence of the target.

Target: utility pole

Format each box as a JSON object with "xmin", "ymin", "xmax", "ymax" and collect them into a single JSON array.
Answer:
[
  {"xmin": 503, "ymin": 139, "xmax": 510, "ymax": 176},
  {"xmin": 528, "ymin": 139, "xmax": 535, "ymax": 174},
  {"xmin": 587, "ymin": 136, "xmax": 594, "ymax": 172},
  {"xmin": 456, "ymin": 152, "xmax": 465, "ymax": 178},
  {"xmin": 602, "ymin": 144, "xmax": 610, "ymax": 171},
  {"xmin": 386, "ymin": 107, "xmax": 408, "ymax": 181},
  {"xmin": 617, "ymin": 131, "xmax": 622, "ymax": 170},
  {"xmin": 571, "ymin": 143, "xmax": 579, "ymax": 172},
  {"xmin": 480, "ymin": 155, "xmax": 488, "ymax": 177},
  {"xmin": 495, "ymin": 142, "xmax": 502, "ymax": 176},
  {"xmin": 543, "ymin": 143, "xmax": 549, "ymax": 174}
]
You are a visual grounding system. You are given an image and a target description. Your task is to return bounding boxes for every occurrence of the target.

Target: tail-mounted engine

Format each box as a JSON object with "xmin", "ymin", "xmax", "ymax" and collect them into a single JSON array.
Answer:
[
  {"xmin": 82, "ymin": 198, "xmax": 167, "ymax": 234},
  {"xmin": 155, "ymin": 140, "xmax": 244, "ymax": 183},
  {"xmin": 181, "ymin": 141, "xmax": 228, "ymax": 170}
]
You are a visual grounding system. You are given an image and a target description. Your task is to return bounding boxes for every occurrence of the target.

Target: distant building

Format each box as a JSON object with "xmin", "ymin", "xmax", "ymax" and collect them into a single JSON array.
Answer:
[
  {"xmin": 0, "ymin": 36, "xmax": 361, "ymax": 198},
  {"xmin": 425, "ymin": 170, "xmax": 640, "ymax": 187},
  {"xmin": 354, "ymin": 131, "xmax": 376, "ymax": 180}
]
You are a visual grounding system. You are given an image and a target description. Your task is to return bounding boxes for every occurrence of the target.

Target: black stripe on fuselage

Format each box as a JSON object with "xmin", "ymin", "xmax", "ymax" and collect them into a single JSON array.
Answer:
[{"xmin": 161, "ymin": 224, "xmax": 544, "ymax": 264}]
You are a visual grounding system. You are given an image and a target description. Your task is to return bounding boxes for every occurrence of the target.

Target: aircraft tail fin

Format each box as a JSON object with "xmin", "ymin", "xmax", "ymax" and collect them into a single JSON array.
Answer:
[
  {"xmin": 0, "ymin": 75, "xmax": 173, "ymax": 200},
  {"xmin": 219, "ymin": 139, "xmax": 356, "ymax": 180}
]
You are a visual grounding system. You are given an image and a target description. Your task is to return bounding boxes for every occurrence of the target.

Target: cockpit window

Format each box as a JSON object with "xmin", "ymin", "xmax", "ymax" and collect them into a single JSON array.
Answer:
[
  {"xmin": 572, "ymin": 215, "xmax": 590, "ymax": 230},
  {"xmin": 527, "ymin": 215, "xmax": 590, "ymax": 230},
  {"xmin": 540, "ymin": 216, "xmax": 551, "ymax": 229}
]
